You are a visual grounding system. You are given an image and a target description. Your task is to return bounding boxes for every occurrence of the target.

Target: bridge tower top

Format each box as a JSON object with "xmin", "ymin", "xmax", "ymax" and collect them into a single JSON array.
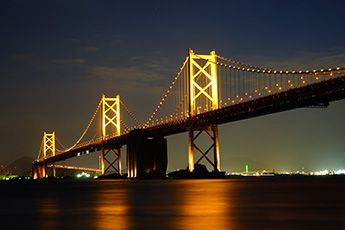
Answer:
[
  {"xmin": 43, "ymin": 132, "xmax": 55, "ymax": 158},
  {"xmin": 102, "ymin": 94, "xmax": 120, "ymax": 140},
  {"xmin": 188, "ymin": 49, "xmax": 218, "ymax": 116}
]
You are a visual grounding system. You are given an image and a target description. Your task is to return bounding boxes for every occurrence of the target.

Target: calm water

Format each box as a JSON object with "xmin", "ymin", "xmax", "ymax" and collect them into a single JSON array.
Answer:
[{"xmin": 1, "ymin": 178, "xmax": 345, "ymax": 229}]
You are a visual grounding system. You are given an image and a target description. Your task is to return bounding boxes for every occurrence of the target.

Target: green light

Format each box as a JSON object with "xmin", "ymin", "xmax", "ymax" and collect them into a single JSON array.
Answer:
[
  {"xmin": 246, "ymin": 164, "xmax": 249, "ymax": 173},
  {"xmin": 147, "ymin": 137, "xmax": 154, "ymax": 140}
]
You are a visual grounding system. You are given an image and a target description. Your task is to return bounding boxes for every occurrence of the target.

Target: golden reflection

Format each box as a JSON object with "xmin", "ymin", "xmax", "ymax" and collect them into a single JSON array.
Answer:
[
  {"xmin": 178, "ymin": 179, "xmax": 236, "ymax": 229},
  {"xmin": 94, "ymin": 181, "xmax": 131, "ymax": 230},
  {"xmin": 38, "ymin": 196, "xmax": 59, "ymax": 230}
]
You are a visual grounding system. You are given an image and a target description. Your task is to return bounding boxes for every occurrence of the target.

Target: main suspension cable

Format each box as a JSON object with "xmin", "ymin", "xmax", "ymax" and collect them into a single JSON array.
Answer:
[
  {"xmin": 120, "ymin": 99, "xmax": 142, "ymax": 128},
  {"xmin": 209, "ymin": 54, "xmax": 345, "ymax": 75},
  {"xmin": 145, "ymin": 56, "xmax": 189, "ymax": 127},
  {"xmin": 57, "ymin": 99, "xmax": 102, "ymax": 153}
]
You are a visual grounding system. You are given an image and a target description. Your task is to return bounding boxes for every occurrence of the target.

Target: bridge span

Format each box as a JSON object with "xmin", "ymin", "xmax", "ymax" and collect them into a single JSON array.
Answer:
[{"xmin": 33, "ymin": 50, "xmax": 345, "ymax": 179}]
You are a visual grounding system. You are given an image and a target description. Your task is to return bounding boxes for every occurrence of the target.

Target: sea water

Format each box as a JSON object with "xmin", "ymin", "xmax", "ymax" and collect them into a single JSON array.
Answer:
[{"xmin": 1, "ymin": 178, "xmax": 344, "ymax": 229}]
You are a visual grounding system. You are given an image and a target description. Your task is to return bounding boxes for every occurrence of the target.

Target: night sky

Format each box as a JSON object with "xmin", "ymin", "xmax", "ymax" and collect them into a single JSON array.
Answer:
[{"xmin": 1, "ymin": 0, "xmax": 345, "ymax": 172}]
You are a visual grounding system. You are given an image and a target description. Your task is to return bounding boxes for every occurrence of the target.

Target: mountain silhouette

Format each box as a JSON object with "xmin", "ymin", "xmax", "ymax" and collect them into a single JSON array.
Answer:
[{"xmin": 5, "ymin": 156, "xmax": 34, "ymax": 176}]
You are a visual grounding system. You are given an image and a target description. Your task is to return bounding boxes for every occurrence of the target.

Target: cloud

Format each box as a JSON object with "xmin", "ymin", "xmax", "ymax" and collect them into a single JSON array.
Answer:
[
  {"xmin": 77, "ymin": 47, "xmax": 99, "ymax": 53},
  {"xmin": 87, "ymin": 65, "xmax": 164, "ymax": 87},
  {"xmin": 10, "ymin": 55, "xmax": 29, "ymax": 61},
  {"xmin": 243, "ymin": 51, "xmax": 345, "ymax": 71},
  {"xmin": 130, "ymin": 56, "xmax": 144, "ymax": 60},
  {"xmin": 53, "ymin": 58, "xmax": 87, "ymax": 65}
]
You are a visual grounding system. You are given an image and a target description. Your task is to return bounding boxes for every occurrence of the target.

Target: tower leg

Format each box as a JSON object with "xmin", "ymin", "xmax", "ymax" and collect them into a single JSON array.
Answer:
[
  {"xmin": 101, "ymin": 148, "xmax": 105, "ymax": 175},
  {"xmin": 188, "ymin": 129, "xmax": 194, "ymax": 172},
  {"xmin": 53, "ymin": 163, "xmax": 56, "ymax": 178},
  {"xmin": 213, "ymin": 125, "xmax": 220, "ymax": 172},
  {"xmin": 118, "ymin": 148, "xmax": 122, "ymax": 175}
]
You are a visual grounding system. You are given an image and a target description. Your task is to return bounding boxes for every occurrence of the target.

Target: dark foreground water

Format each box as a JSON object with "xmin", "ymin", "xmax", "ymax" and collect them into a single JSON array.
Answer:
[{"xmin": 1, "ymin": 178, "xmax": 345, "ymax": 230}]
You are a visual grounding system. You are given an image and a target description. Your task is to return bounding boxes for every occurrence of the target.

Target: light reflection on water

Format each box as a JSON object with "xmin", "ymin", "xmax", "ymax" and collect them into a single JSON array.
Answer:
[{"xmin": 1, "ymin": 178, "xmax": 345, "ymax": 229}]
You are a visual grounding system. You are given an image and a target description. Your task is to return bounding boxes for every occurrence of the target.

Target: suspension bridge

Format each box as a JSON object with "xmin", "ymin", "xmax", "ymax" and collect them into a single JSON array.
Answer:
[{"xmin": 32, "ymin": 49, "xmax": 345, "ymax": 179}]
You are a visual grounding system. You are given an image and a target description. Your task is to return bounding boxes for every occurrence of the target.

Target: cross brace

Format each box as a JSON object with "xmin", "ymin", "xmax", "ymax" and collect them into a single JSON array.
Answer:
[
  {"xmin": 188, "ymin": 125, "xmax": 220, "ymax": 172},
  {"xmin": 101, "ymin": 148, "xmax": 121, "ymax": 175}
]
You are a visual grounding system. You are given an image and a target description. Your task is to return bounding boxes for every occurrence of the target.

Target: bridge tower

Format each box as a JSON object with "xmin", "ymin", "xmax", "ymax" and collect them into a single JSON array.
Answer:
[
  {"xmin": 188, "ymin": 49, "xmax": 220, "ymax": 172},
  {"xmin": 33, "ymin": 132, "xmax": 56, "ymax": 179},
  {"xmin": 44, "ymin": 132, "xmax": 56, "ymax": 177},
  {"xmin": 43, "ymin": 132, "xmax": 55, "ymax": 158},
  {"xmin": 101, "ymin": 94, "xmax": 122, "ymax": 176}
]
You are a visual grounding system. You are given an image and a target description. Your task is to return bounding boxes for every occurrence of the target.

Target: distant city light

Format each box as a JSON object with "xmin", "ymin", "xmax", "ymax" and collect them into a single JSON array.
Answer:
[{"xmin": 77, "ymin": 172, "xmax": 91, "ymax": 178}]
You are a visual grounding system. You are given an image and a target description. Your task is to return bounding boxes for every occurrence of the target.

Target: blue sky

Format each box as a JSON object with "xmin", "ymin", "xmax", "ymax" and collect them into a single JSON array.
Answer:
[{"xmin": 1, "ymin": 0, "xmax": 345, "ymax": 172}]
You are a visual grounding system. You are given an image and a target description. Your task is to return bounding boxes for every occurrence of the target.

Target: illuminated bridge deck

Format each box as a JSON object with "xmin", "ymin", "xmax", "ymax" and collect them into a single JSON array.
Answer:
[{"xmin": 41, "ymin": 74, "xmax": 345, "ymax": 164}]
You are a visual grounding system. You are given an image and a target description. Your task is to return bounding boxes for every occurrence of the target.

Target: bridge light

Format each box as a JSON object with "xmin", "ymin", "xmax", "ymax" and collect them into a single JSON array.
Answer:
[
  {"xmin": 274, "ymin": 70, "xmax": 277, "ymax": 74},
  {"xmin": 316, "ymin": 77, "xmax": 319, "ymax": 80},
  {"xmin": 292, "ymin": 71, "xmax": 295, "ymax": 74},
  {"xmin": 286, "ymin": 71, "xmax": 289, "ymax": 74},
  {"xmin": 328, "ymin": 68, "xmax": 332, "ymax": 71},
  {"xmin": 288, "ymin": 80, "xmax": 291, "ymax": 83},
  {"xmin": 299, "ymin": 71, "xmax": 302, "ymax": 73},
  {"xmin": 313, "ymin": 70, "xmax": 316, "ymax": 72},
  {"xmin": 279, "ymin": 71, "xmax": 283, "ymax": 74},
  {"xmin": 321, "ymin": 69, "xmax": 324, "ymax": 72},
  {"xmin": 306, "ymin": 70, "xmax": 309, "ymax": 73},
  {"xmin": 336, "ymin": 67, "xmax": 340, "ymax": 70}
]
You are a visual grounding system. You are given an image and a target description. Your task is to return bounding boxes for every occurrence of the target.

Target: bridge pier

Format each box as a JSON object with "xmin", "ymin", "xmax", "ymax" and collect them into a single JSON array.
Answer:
[
  {"xmin": 127, "ymin": 129, "xmax": 167, "ymax": 178},
  {"xmin": 32, "ymin": 161, "xmax": 48, "ymax": 179}
]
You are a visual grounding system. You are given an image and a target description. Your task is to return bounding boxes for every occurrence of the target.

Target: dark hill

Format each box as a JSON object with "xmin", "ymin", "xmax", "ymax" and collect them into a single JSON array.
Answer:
[{"xmin": 5, "ymin": 156, "xmax": 34, "ymax": 176}]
